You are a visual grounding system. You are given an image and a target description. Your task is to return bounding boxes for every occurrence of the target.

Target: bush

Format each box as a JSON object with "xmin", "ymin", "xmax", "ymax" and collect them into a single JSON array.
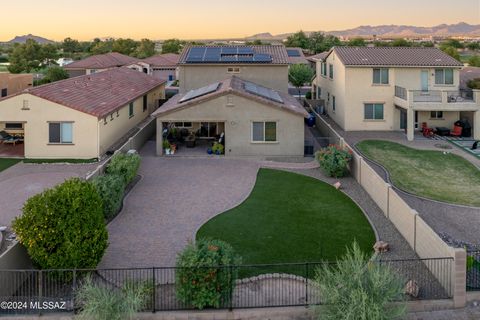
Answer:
[
  {"xmin": 106, "ymin": 153, "xmax": 141, "ymax": 185},
  {"xmin": 313, "ymin": 242, "xmax": 406, "ymax": 320},
  {"xmin": 12, "ymin": 178, "xmax": 108, "ymax": 269},
  {"xmin": 315, "ymin": 144, "xmax": 352, "ymax": 178},
  {"xmin": 92, "ymin": 174, "xmax": 125, "ymax": 219},
  {"xmin": 211, "ymin": 142, "xmax": 224, "ymax": 155},
  {"xmin": 76, "ymin": 276, "xmax": 150, "ymax": 320},
  {"xmin": 175, "ymin": 239, "xmax": 241, "ymax": 309},
  {"xmin": 305, "ymin": 91, "xmax": 312, "ymax": 99}
]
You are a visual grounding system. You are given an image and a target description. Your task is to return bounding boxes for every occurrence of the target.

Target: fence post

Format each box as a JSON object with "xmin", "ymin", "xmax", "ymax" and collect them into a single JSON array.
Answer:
[
  {"xmin": 72, "ymin": 269, "xmax": 77, "ymax": 313},
  {"xmin": 152, "ymin": 267, "xmax": 156, "ymax": 313},
  {"xmin": 229, "ymin": 265, "xmax": 233, "ymax": 311},
  {"xmin": 305, "ymin": 263, "xmax": 309, "ymax": 307},
  {"xmin": 452, "ymin": 248, "xmax": 467, "ymax": 308},
  {"xmin": 38, "ymin": 270, "xmax": 43, "ymax": 316}
]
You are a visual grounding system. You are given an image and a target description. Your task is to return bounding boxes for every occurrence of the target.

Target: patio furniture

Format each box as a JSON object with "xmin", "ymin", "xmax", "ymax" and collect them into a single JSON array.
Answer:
[
  {"xmin": 421, "ymin": 122, "xmax": 434, "ymax": 138},
  {"xmin": 185, "ymin": 135, "xmax": 196, "ymax": 148},
  {"xmin": 435, "ymin": 127, "xmax": 450, "ymax": 136},
  {"xmin": 3, "ymin": 137, "xmax": 20, "ymax": 146},
  {"xmin": 0, "ymin": 131, "xmax": 12, "ymax": 141},
  {"xmin": 450, "ymin": 125, "xmax": 463, "ymax": 137}
]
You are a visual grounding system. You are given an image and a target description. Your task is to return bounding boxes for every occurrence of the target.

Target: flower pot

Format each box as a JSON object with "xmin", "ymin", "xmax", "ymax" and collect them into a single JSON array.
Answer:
[{"xmin": 207, "ymin": 148, "xmax": 213, "ymax": 155}]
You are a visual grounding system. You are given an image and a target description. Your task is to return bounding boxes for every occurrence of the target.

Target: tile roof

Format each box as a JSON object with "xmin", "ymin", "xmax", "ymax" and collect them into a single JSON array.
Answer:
[
  {"xmin": 64, "ymin": 52, "xmax": 137, "ymax": 70},
  {"xmin": 331, "ymin": 47, "xmax": 463, "ymax": 67},
  {"xmin": 24, "ymin": 68, "xmax": 165, "ymax": 118},
  {"xmin": 306, "ymin": 51, "xmax": 329, "ymax": 62},
  {"xmin": 140, "ymin": 53, "xmax": 179, "ymax": 67},
  {"xmin": 286, "ymin": 48, "xmax": 309, "ymax": 65},
  {"xmin": 153, "ymin": 76, "xmax": 307, "ymax": 118},
  {"xmin": 178, "ymin": 45, "xmax": 289, "ymax": 65}
]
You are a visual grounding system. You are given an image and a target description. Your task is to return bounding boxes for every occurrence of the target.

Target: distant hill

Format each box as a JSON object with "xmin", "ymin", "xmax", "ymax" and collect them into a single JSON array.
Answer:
[
  {"xmin": 6, "ymin": 34, "xmax": 54, "ymax": 44},
  {"xmin": 247, "ymin": 22, "xmax": 480, "ymax": 40}
]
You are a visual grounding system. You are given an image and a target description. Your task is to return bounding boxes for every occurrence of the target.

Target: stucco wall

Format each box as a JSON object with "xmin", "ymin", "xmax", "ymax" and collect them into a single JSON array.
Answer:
[
  {"xmin": 156, "ymin": 94, "xmax": 304, "ymax": 157},
  {"xmin": 0, "ymin": 73, "xmax": 33, "ymax": 96},
  {"xmin": 417, "ymin": 111, "xmax": 460, "ymax": 129},
  {"xmin": 152, "ymin": 68, "xmax": 177, "ymax": 81},
  {"xmin": 178, "ymin": 65, "xmax": 288, "ymax": 93},
  {"xmin": 0, "ymin": 94, "xmax": 99, "ymax": 159}
]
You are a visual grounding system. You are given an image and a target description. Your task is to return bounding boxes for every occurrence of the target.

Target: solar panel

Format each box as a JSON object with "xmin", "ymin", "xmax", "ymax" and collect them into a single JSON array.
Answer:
[
  {"xmin": 238, "ymin": 47, "xmax": 255, "ymax": 54},
  {"xmin": 179, "ymin": 82, "xmax": 221, "ymax": 103},
  {"xmin": 244, "ymin": 82, "xmax": 283, "ymax": 103},
  {"xmin": 287, "ymin": 49, "xmax": 301, "ymax": 57},
  {"xmin": 221, "ymin": 47, "xmax": 238, "ymax": 55},
  {"xmin": 220, "ymin": 55, "xmax": 237, "ymax": 62},
  {"xmin": 253, "ymin": 54, "xmax": 273, "ymax": 62},
  {"xmin": 185, "ymin": 47, "xmax": 273, "ymax": 64}
]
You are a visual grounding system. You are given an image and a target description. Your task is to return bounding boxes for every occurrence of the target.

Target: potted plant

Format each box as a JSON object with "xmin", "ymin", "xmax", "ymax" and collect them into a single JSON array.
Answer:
[
  {"xmin": 163, "ymin": 140, "xmax": 171, "ymax": 155},
  {"xmin": 211, "ymin": 142, "xmax": 224, "ymax": 155}
]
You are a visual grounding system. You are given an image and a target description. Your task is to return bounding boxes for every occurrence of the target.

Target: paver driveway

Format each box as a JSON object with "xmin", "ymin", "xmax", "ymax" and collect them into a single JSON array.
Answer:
[{"xmin": 99, "ymin": 142, "xmax": 260, "ymax": 268}]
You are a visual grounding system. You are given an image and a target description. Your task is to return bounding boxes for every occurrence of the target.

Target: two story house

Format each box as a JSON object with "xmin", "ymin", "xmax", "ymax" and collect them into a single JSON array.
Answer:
[
  {"xmin": 154, "ymin": 45, "xmax": 307, "ymax": 157},
  {"xmin": 312, "ymin": 47, "xmax": 480, "ymax": 141}
]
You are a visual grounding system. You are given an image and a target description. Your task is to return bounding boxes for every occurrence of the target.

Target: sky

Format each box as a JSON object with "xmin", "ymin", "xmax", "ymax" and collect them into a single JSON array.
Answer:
[{"xmin": 1, "ymin": 0, "xmax": 479, "ymax": 41}]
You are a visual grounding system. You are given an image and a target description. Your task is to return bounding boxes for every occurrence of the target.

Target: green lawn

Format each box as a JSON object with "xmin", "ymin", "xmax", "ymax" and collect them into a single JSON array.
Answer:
[
  {"xmin": 0, "ymin": 158, "xmax": 21, "ymax": 172},
  {"xmin": 356, "ymin": 140, "xmax": 480, "ymax": 207},
  {"xmin": 197, "ymin": 169, "xmax": 375, "ymax": 273}
]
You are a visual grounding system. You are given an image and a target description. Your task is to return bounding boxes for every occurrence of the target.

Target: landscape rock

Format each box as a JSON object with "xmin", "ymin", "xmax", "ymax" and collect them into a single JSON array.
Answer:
[
  {"xmin": 405, "ymin": 279, "xmax": 419, "ymax": 298},
  {"xmin": 373, "ymin": 241, "xmax": 389, "ymax": 253}
]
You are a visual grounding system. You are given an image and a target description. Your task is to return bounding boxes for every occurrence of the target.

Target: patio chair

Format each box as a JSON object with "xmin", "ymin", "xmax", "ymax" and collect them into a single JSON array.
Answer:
[
  {"xmin": 421, "ymin": 122, "xmax": 434, "ymax": 138},
  {"xmin": 450, "ymin": 125, "xmax": 462, "ymax": 137},
  {"xmin": 0, "ymin": 131, "xmax": 12, "ymax": 141}
]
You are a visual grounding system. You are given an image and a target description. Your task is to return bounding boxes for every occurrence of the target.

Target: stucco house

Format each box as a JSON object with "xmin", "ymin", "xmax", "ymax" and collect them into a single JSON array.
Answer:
[
  {"xmin": 177, "ymin": 45, "xmax": 289, "ymax": 94},
  {"xmin": 0, "ymin": 68, "xmax": 165, "ymax": 159},
  {"xmin": 126, "ymin": 53, "xmax": 179, "ymax": 82},
  {"xmin": 0, "ymin": 73, "xmax": 33, "ymax": 98},
  {"xmin": 312, "ymin": 47, "xmax": 480, "ymax": 141},
  {"xmin": 153, "ymin": 76, "xmax": 307, "ymax": 157},
  {"xmin": 64, "ymin": 52, "xmax": 137, "ymax": 78}
]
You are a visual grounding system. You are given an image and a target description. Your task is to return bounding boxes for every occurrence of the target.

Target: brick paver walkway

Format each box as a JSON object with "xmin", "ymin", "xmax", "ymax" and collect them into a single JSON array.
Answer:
[{"xmin": 0, "ymin": 162, "xmax": 97, "ymax": 227}]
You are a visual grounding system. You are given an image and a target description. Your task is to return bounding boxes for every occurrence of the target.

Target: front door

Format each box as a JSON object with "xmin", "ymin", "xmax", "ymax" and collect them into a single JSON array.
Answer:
[{"xmin": 421, "ymin": 70, "xmax": 429, "ymax": 92}]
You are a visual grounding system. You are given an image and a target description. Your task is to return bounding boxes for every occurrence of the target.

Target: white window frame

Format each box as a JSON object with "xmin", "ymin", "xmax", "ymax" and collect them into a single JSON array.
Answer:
[
  {"xmin": 364, "ymin": 103, "xmax": 384, "ymax": 120},
  {"xmin": 434, "ymin": 69, "xmax": 454, "ymax": 85},
  {"xmin": 251, "ymin": 121, "xmax": 278, "ymax": 143},
  {"xmin": 373, "ymin": 68, "xmax": 389, "ymax": 85}
]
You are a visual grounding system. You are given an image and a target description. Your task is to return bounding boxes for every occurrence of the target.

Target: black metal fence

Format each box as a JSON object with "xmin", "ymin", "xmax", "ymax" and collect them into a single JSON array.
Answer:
[
  {"xmin": 0, "ymin": 258, "xmax": 453, "ymax": 315},
  {"xmin": 467, "ymin": 251, "xmax": 480, "ymax": 291}
]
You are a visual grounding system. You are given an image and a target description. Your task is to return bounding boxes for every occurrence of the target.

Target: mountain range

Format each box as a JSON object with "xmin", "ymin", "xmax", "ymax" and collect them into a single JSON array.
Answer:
[
  {"xmin": 247, "ymin": 22, "xmax": 480, "ymax": 40},
  {"xmin": 5, "ymin": 34, "xmax": 54, "ymax": 44}
]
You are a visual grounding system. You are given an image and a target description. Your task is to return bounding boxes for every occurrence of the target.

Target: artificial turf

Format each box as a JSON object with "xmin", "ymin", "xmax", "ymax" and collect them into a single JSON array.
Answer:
[
  {"xmin": 196, "ymin": 169, "xmax": 375, "ymax": 270},
  {"xmin": 356, "ymin": 140, "xmax": 480, "ymax": 207}
]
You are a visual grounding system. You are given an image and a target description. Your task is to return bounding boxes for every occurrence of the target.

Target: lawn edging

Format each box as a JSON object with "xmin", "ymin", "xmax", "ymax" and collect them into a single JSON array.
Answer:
[{"xmin": 354, "ymin": 141, "xmax": 480, "ymax": 210}]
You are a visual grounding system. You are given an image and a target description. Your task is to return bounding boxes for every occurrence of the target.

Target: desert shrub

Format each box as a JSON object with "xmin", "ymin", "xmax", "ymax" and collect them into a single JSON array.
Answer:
[
  {"xmin": 315, "ymin": 144, "xmax": 352, "ymax": 178},
  {"xmin": 12, "ymin": 178, "xmax": 108, "ymax": 269},
  {"xmin": 76, "ymin": 276, "xmax": 150, "ymax": 320},
  {"xmin": 106, "ymin": 153, "xmax": 141, "ymax": 185},
  {"xmin": 175, "ymin": 239, "xmax": 241, "ymax": 309},
  {"xmin": 313, "ymin": 242, "xmax": 406, "ymax": 320},
  {"xmin": 92, "ymin": 174, "xmax": 125, "ymax": 219}
]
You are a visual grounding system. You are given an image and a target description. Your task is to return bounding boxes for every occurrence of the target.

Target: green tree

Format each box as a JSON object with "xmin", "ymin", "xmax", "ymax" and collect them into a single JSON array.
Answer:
[
  {"xmin": 391, "ymin": 38, "xmax": 412, "ymax": 47},
  {"xmin": 467, "ymin": 42, "xmax": 480, "ymax": 51},
  {"xmin": 7, "ymin": 39, "xmax": 44, "ymax": 73},
  {"xmin": 42, "ymin": 66, "xmax": 69, "ymax": 84},
  {"xmin": 440, "ymin": 39, "xmax": 464, "ymax": 50},
  {"xmin": 467, "ymin": 78, "xmax": 480, "ymax": 89},
  {"xmin": 112, "ymin": 38, "xmax": 138, "ymax": 56},
  {"xmin": 62, "ymin": 37, "xmax": 81, "ymax": 54},
  {"xmin": 373, "ymin": 40, "xmax": 391, "ymax": 47},
  {"xmin": 308, "ymin": 32, "xmax": 342, "ymax": 53},
  {"xmin": 134, "ymin": 38, "xmax": 156, "ymax": 58},
  {"xmin": 313, "ymin": 242, "xmax": 406, "ymax": 320},
  {"xmin": 90, "ymin": 39, "xmax": 114, "ymax": 55},
  {"xmin": 285, "ymin": 31, "xmax": 310, "ymax": 49},
  {"xmin": 161, "ymin": 39, "xmax": 183, "ymax": 54},
  {"xmin": 420, "ymin": 41, "xmax": 435, "ymax": 47},
  {"xmin": 347, "ymin": 37, "xmax": 366, "ymax": 46},
  {"xmin": 442, "ymin": 46, "xmax": 461, "ymax": 61},
  {"xmin": 468, "ymin": 55, "xmax": 480, "ymax": 67},
  {"xmin": 288, "ymin": 64, "xmax": 314, "ymax": 97},
  {"xmin": 12, "ymin": 178, "xmax": 108, "ymax": 269},
  {"xmin": 41, "ymin": 43, "xmax": 59, "ymax": 65},
  {"xmin": 246, "ymin": 39, "xmax": 267, "ymax": 45}
]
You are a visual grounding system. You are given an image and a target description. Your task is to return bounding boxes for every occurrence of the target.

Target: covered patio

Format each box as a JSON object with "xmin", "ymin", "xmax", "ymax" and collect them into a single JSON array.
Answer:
[{"xmin": 0, "ymin": 122, "xmax": 25, "ymax": 158}]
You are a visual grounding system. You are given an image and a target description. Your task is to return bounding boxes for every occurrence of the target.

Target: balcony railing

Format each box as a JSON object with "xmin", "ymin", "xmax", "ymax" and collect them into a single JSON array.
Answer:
[
  {"xmin": 394, "ymin": 86, "xmax": 407, "ymax": 100},
  {"xmin": 411, "ymin": 90, "xmax": 443, "ymax": 103},
  {"xmin": 447, "ymin": 90, "xmax": 474, "ymax": 103}
]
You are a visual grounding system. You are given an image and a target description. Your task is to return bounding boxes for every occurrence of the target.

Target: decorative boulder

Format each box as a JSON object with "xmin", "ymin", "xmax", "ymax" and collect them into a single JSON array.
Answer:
[
  {"xmin": 333, "ymin": 182, "xmax": 342, "ymax": 190},
  {"xmin": 373, "ymin": 241, "xmax": 389, "ymax": 253},
  {"xmin": 404, "ymin": 280, "xmax": 419, "ymax": 298}
]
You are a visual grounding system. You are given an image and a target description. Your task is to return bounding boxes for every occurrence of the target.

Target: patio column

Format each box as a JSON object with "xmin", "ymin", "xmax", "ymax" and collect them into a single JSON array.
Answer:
[
  {"xmin": 156, "ymin": 120, "xmax": 164, "ymax": 156},
  {"xmin": 406, "ymin": 108, "xmax": 415, "ymax": 141},
  {"xmin": 474, "ymin": 111, "xmax": 480, "ymax": 140}
]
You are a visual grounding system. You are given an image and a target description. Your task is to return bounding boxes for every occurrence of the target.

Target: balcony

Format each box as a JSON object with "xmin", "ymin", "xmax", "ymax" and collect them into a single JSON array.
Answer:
[{"xmin": 394, "ymin": 87, "xmax": 479, "ymax": 111}]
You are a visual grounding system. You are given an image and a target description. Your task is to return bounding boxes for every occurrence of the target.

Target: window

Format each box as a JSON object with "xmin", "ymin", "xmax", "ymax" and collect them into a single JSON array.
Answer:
[
  {"xmin": 329, "ymin": 64, "xmax": 334, "ymax": 79},
  {"xmin": 327, "ymin": 92, "xmax": 330, "ymax": 103},
  {"xmin": 1, "ymin": 88, "xmax": 7, "ymax": 97},
  {"xmin": 373, "ymin": 68, "xmax": 389, "ymax": 84},
  {"xmin": 332, "ymin": 96, "xmax": 336, "ymax": 113},
  {"xmin": 227, "ymin": 67, "xmax": 240, "ymax": 73},
  {"xmin": 435, "ymin": 69, "xmax": 454, "ymax": 85},
  {"xmin": 49, "ymin": 122, "xmax": 73, "ymax": 144},
  {"xmin": 252, "ymin": 122, "xmax": 277, "ymax": 142},
  {"xmin": 143, "ymin": 95, "xmax": 148, "ymax": 112},
  {"xmin": 129, "ymin": 102, "xmax": 134, "ymax": 118},
  {"xmin": 430, "ymin": 111, "xmax": 444, "ymax": 119},
  {"xmin": 173, "ymin": 122, "xmax": 192, "ymax": 128},
  {"xmin": 364, "ymin": 103, "xmax": 384, "ymax": 120},
  {"xmin": 89, "ymin": 69, "xmax": 97, "ymax": 74},
  {"xmin": 316, "ymin": 87, "xmax": 321, "ymax": 99},
  {"xmin": 321, "ymin": 62, "xmax": 327, "ymax": 77},
  {"xmin": 5, "ymin": 123, "xmax": 23, "ymax": 129}
]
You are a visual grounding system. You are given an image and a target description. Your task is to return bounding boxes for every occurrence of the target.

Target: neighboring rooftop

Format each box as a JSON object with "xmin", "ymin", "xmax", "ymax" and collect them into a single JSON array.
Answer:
[
  {"xmin": 286, "ymin": 48, "xmax": 308, "ymax": 64},
  {"xmin": 153, "ymin": 76, "xmax": 307, "ymax": 117},
  {"xmin": 141, "ymin": 53, "xmax": 179, "ymax": 67},
  {"xmin": 64, "ymin": 52, "xmax": 138, "ymax": 70},
  {"xmin": 306, "ymin": 51, "xmax": 329, "ymax": 62},
  {"xmin": 330, "ymin": 47, "xmax": 464, "ymax": 67},
  {"xmin": 460, "ymin": 66, "xmax": 480, "ymax": 89},
  {"xmin": 178, "ymin": 45, "xmax": 289, "ymax": 65},
  {"xmin": 20, "ymin": 68, "xmax": 165, "ymax": 118}
]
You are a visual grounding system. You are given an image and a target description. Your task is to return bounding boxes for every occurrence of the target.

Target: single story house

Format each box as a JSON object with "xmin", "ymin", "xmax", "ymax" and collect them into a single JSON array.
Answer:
[
  {"xmin": 153, "ymin": 76, "xmax": 307, "ymax": 157},
  {"xmin": 64, "ymin": 52, "xmax": 138, "ymax": 78},
  {"xmin": 0, "ymin": 73, "xmax": 33, "ymax": 97},
  {"xmin": 0, "ymin": 68, "xmax": 165, "ymax": 159}
]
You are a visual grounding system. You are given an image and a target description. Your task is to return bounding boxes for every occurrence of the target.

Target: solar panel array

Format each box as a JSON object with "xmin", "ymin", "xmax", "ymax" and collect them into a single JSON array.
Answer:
[
  {"xmin": 179, "ymin": 82, "xmax": 221, "ymax": 103},
  {"xmin": 244, "ymin": 82, "xmax": 283, "ymax": 104},
  {"xmin": 286, "ymin": 49, "xmax": 301, "ymax": 57},
  {"xmin": 185, "ymin": 47, "xmax": 273, "ymax": 63}
]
